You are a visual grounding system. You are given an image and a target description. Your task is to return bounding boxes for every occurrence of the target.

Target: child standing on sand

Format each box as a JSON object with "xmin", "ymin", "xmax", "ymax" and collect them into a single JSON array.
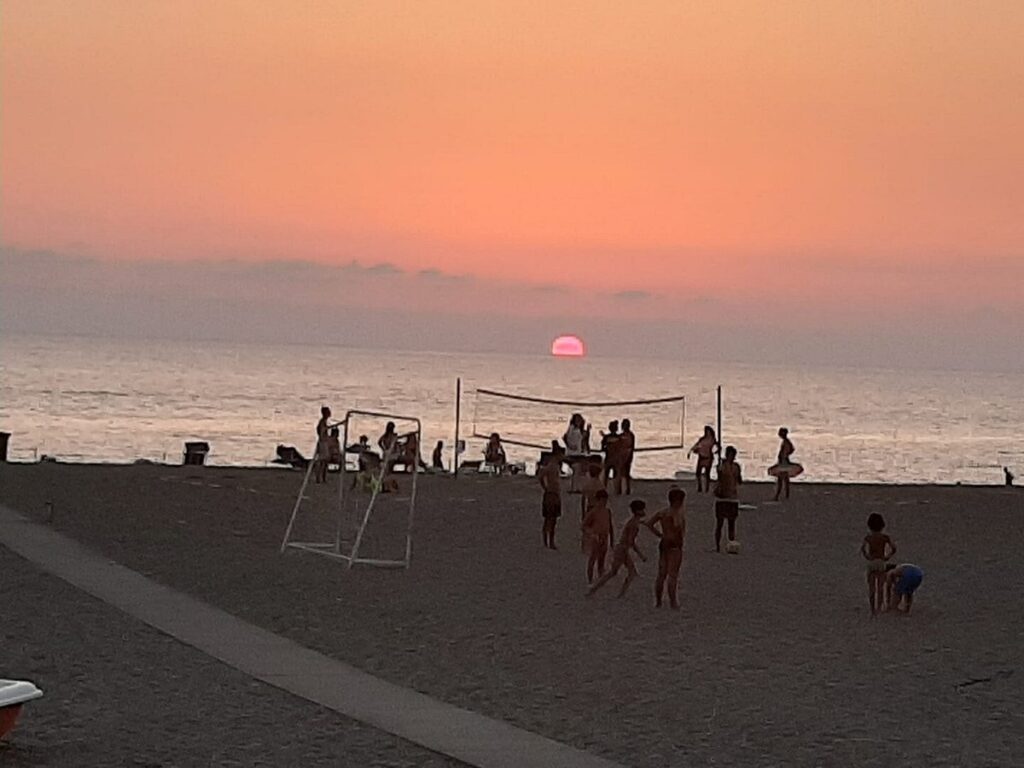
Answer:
[
  {"xmin": 861, "ymin": 513, "xmax": 897, "ymax": 615},
  {"xmin": 581, "ymin": 489, "xmax": 614, "ymax": 582},
  {"xmin": 580, "ymin": 463, "xmax": 605, "ymax": 549},
  {"xmin": 645, "ymin": 488, "xmax": 687, "ymax": 609},
  {"xmin": 587, "ymin": 499, "xmax": 648, "ymax": 598},
  {"xmin": 538, "ymin": 445, "xmax": 565, "ymax": 549}
]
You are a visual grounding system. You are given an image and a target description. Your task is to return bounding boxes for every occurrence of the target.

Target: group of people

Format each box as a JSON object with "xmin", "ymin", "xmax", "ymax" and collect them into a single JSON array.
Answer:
[
  {"xmin": 561, "ymin": 415, "xmax": 637, "ymax": 495},
  {"xmin": 313, "ymin": 407, "xmax": 429, "ymax": 487},
  {"xmin": 860, "ymin": 513, "xmax": 925, "ymax": 615},
  {"xmin": 689, "ymin": 425, "xmax": 803, "ymax": 503}
]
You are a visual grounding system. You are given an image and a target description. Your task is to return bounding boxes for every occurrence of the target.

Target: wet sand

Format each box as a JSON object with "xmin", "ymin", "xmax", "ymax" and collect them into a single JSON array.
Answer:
[{"xmin": 2, "ymin": 463, "xmax": 1022, "ymax": 766}]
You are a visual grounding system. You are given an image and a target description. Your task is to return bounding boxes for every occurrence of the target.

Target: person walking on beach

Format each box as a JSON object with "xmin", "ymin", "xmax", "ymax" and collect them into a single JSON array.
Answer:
[
  {"xmin": 314, "ymin": 406, "xmax": 332, "ymax": 484},
  {"xmin": 713, "ymin": 446, "xmax": 743, "ymax": 552},
  {"xmin": 587, "ymin": 499, "xmax": 648, "ymax": 598},
  {"xmin": 861, "ymin": 513, "xmax": 897, "ymax": 615},
  {"xmin": 432, "ymin": 440, "xmax": 445, "ymax": 471},
  {"xmin": 688, "ymin": 426, "xmax": 718, "ymax": 493},
  {"xmin": 769, "ymin": 427, "xmax": 803, "ymax": 501},
  {"xmin": 539, "ymin": 445, "xmax": 565, "ymax": 549},
  {"xmin": 1005, "ymin": 467, "xmax": 1015, "ymax": 487},
  {"xmin": 582, "ymin": 489, "xmax": 614, "ymax": 582},
  {"xmin": 885, "ymin": 563, "xmax": 924, "ymax": 614},
  {"xmin": 645, "ymin": 488, "xmax": 687, "ymax": 609}
]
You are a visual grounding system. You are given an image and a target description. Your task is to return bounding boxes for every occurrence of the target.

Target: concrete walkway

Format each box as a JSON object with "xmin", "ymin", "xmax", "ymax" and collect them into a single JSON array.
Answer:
[{"xmin": 0, "ymin": 504, "xmax": 623, "ymax": 768}]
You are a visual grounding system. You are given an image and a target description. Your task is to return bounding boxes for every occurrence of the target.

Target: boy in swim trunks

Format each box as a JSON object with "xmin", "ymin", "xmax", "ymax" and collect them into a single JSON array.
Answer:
[
  {"xmin": 581, "ymin": 489, "xmax": 614, "ymax": 583},
  {"xmin": 580, "ymin": 462, "xmax": 606, "ymax": 550},
  {"xmin": 538, "ymin": 445, "xmax": 565, "ymax": 549},
  {"xmin": 645, "ymin": 488, "xmax": 687, "ymax": 609},
  {"xmin": 860, "ymin": 513, "xmax": 897, "ymax": 615},
  {"xmin": 713, "ymin": 446, "xmax": 742, "ymax": 552},
  {"xmin": 587, "ymin": 499, "xmax": 648, "ymax": 598},
  {"xmin": 886, "ymin": 563, "xmax": 924, "ymax": 614}
]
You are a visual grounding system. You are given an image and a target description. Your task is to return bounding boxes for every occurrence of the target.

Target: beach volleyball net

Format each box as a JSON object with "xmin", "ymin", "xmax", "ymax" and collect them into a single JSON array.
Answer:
[
  {"xmin": 280, "ymin": 410, "xmax": 419, "ymax": 569},
  {"xmin": 470, "ymin": 388, "xmax": 686, "ymax": 469}
]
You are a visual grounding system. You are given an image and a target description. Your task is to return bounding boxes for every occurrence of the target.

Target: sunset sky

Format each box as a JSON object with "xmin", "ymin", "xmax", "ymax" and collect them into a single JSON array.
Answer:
[{"xmin": 2, "ymin": 2, "xmax": 1022, "ymax": 367}]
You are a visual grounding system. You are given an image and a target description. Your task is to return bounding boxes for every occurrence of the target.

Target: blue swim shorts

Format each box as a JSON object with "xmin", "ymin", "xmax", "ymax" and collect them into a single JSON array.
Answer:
[{"xmin": 896, "ymin": 566, "xmax": 924, "ymax": 596}]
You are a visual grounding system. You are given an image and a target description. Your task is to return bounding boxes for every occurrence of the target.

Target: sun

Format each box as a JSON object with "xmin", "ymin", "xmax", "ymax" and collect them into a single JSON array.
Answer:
[{"xmin": 551, "ymin": 335, "xmax": 586, "ymax": 357}]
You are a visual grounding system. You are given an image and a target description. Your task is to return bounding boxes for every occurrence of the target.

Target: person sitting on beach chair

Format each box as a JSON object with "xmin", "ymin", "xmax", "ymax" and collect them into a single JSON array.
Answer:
[{"xmin": 484, "ymin": 432, "xmax": 507, "ymax": 474}]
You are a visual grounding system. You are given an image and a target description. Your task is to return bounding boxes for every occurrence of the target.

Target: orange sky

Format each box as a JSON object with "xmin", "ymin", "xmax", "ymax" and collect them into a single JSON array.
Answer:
[{"xmin": 2, "ymin": 1, "xmax": 1022, "ymax": 313}]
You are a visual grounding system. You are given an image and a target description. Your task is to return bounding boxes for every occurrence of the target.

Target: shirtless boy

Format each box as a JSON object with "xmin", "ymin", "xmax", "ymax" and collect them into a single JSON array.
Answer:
[
  {"xmin": 713, "ymin": 445, "xmax": 742, "ymax": 552},
  {"xmin": 861, "ymin": 513, "xmax": 897, "ymax": 615},
  {"xmin": 580, "ymin": 463, "xmax": 606, "ymax": 549},
  {"xmin": 645, "ymin": 488, "xmax": 687, "ymax": 609},
  {"xmin": 538, "ymin": 445, "xmax": 565, "ymax": 549},
  {"xmin": 581, "ymin": 489, "xmax": 614, "ymax": 582},
  {"xmin": 587, "ymin": 499, "xmax": 648, "ymax": 598}
]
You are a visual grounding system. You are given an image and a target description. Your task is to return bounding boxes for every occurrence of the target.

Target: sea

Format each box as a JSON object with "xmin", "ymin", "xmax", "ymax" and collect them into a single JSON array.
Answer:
[{"xmin": 1, "ymin": 333, "xmax": 1021, "ymax": 484}]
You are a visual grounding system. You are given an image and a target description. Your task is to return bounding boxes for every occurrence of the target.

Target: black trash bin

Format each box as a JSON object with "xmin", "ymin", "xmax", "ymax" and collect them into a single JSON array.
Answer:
[
  {"xmin": 183, "ymin": 441, "xmax": 210, "ymax": 466},
  {"xmin": 0, "ymin": 432, "xmax": 9, "ymax": 463}
]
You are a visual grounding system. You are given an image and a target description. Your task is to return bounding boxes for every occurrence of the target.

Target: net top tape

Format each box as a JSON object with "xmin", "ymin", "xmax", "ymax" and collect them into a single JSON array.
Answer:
[{"xmin": 475, "ymin": 388, "xmax": 685, "ymax": 408}]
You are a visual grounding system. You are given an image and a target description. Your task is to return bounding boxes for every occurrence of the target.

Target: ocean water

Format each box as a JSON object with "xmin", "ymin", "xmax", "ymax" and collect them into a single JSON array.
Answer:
[{"xmin": 1, "ymin": 333, "xmax": 1021, "ymax": 484}]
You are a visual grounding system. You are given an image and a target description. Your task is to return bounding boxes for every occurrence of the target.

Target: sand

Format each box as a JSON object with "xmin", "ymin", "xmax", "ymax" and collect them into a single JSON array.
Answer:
[{"xmin": 2, "ymin": 462, "xmax": 1023, "ymax": 767}]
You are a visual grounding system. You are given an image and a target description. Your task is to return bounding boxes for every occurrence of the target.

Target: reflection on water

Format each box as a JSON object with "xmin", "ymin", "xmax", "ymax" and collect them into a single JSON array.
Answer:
[{"xmin": 1, "ymin": 333, "xmax": 1021, "ymax": 484}]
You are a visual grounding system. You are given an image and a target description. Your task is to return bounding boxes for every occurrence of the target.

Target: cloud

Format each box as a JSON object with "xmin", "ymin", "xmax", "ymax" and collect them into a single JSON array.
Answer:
[{"xmin": 612, "ymin": 289, "xmax": 653, "ymax": 301}]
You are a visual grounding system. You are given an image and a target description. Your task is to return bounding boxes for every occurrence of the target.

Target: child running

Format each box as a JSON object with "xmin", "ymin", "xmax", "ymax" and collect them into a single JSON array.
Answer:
[
  {"xmin": 587, "ymin": 499, "xmax": 648, "ymax": 598},
  {"xmin": 538, "ymin": 445, "xmax": 565, "ymax": 549},
  {"xmin": 645, "ymin": 488, "xmax": 687, "ymax": 609},
  {"xmin": 860, "ymin": 513, "xmax": 897, "ymax": 615},
  {"xmin": 581, "ymin": 489, "xmax": 614, "ymax": 582}
]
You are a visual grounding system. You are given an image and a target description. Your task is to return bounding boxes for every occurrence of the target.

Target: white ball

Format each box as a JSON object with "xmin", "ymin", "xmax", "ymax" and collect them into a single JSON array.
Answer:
[{"xmin": 726, "ymin": 541, "xmax": 741, "ymax": 555}]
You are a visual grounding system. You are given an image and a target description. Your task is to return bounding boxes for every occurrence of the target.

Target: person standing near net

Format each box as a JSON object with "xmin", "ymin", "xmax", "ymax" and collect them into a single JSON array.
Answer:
[
  {"xmin": 688, "ymin": 426, "xmax": 718, "ymax": 493},
  {"xmin": 768, "ymin": 427, "xmax": 803, "ymax": 501},
  {"xmin": 538, "ymin": 444, "xmax": 565, "ymax": 549},
  {"xmin": 314, "ymin": 406, "xmax": 332, "ymax": 484},
  {"xmin": 714, "ymin": 446, "xmax": 742, "ymax": 552},
  {"xmin": 619, "ymin": 418, "xmax": 636, "ymax": 495},
  {"xmin": 645, "ymin": 488, "xmax": 687, "ymax": 609}
]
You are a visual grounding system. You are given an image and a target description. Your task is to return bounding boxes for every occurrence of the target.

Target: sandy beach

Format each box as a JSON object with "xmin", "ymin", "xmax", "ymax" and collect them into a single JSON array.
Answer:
[{"xmin": 2, "ymin": 463, "xmax": 1022, "ymax": 766}]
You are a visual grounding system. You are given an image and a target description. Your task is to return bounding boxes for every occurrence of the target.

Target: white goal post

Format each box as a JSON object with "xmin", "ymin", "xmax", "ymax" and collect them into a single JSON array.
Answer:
[{"xmin": 280, "ymin": 409, "xmax": 420, "ymax": 569}]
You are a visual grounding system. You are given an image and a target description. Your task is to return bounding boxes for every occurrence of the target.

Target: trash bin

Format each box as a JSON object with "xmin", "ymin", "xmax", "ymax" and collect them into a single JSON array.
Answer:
[
  {"xmin": 0, "ymin": 432, "xmax": 10, "ymax": 463},
  {"xmin": 183, "ymin": 441, "xmax": 210, "ymax": 466}
]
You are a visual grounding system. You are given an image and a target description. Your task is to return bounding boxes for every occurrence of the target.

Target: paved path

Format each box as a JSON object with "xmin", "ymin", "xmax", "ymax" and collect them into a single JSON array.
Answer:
[{"xmin": 0, "ymin": 504, "xmax": 623, "ymax": 768}]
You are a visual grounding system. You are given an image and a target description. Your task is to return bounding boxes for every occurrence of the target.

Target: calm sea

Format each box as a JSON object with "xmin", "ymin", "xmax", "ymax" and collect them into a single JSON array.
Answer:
[{"xmin": 1, "ymin": 333, "xmax": 1021, "ymax": 484}]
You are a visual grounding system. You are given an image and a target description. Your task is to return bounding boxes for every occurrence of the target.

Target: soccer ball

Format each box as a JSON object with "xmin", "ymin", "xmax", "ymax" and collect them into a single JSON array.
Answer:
[{"xmin": 726, "ymin": 540, "xmax": 741, "ymax": 555}]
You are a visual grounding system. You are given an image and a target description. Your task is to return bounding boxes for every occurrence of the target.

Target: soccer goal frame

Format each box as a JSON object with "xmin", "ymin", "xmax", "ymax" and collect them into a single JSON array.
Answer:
[{"xmin": 280, "ymin": 409, "xmax": 420, "ymax": 570}]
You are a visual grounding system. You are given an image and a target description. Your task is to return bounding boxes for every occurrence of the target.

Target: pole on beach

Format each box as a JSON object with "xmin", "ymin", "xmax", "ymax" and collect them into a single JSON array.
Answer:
[
  {"xmin": 716, "ymin": 385, "xmax": 723, "ymax": 467},
  {"xmin": 453, "ymin": 377, "xmax": 461, "ymax": 477}
]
